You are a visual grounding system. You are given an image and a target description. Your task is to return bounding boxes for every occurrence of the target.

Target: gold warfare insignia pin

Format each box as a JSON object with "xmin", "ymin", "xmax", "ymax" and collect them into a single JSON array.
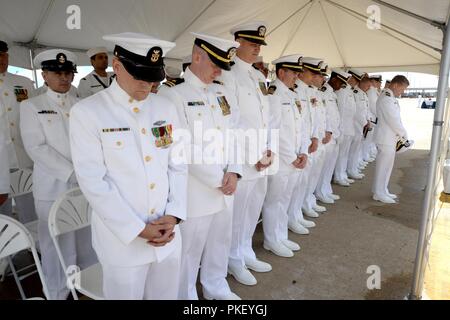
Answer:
[
  {"xmin": 259, "ymin": 81, "xmax": 268, "ymax": 96},
  {"xmin": 258, "ymin": 26, "xmax": 267, "ymax": 37},
  {"xmin": 151, "ymin": 49, "xmax": 161, "ymax": 63}
]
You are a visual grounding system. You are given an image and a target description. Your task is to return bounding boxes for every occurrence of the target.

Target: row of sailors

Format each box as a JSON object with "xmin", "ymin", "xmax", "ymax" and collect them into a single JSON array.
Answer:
[{"xmin": 0, "ymin": 20, "xmax": 409, "ymax": 300}]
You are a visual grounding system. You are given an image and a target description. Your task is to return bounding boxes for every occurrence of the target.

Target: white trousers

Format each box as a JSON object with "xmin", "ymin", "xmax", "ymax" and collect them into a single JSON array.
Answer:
[
  {"xmin": 0, "ymin": 193, "xmax": 37, "ymax": 224},
  {"xmin": 362, "ymin": 129, "xmax": 375, "ymax": 161},
  {"xmin": 304, "ymin": 145, "xmax": 326, "ymax": 211},
  {"xmin": 287, "ymin": 167, "xmax": 307, "ymax": 224},
  {"xmin": 334, "ymin": 135, "xmax": 353, "ymax": 181},
  {"xmin": 372, "ymin": 144, "xmax": 396, "ymax": 197},
  {"xmin": 262, "ymin": 173, "xmax": 290, "ymax": 245},
  {"xmin": 36, "ymin": 200, "xmax": 77, "ymax": 300},
  {"xmin": 229, "ymin": 177, "xmax": 267, "ymax": 269},
  {"xmin": 347, "ymin": 135, "xmax": 363, "ymax": 174},
  {"xmin": 179, "ymin": 206, "xmax": 232, "ymax": 300},
  {"xmin": 101, "ymin": 241, "xmax": 181, "ymax": 300},
  {"xmin": 280, "ymin": 172, "xmax": 301, "ymax": 241},
  {"xmin": 316, "ymin": 142, "xmax": 339, "ymax": 198}
]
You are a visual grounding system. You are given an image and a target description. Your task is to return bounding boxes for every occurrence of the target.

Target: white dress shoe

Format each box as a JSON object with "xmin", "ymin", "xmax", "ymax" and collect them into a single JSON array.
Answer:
[
  {"xmin": 299, "ymin": 218, "xmax": 316, "ymax": 228},
  {"xmin": 316, "ymin": 195, "xmax": 334, "ymax": 204},
  {"xmin": 346, "ymin": 178, "xmax": 355, "ymax": 183},
  {"xmin": 228, "ymin": 265, "xmax": 257, "ymax": 286},
  {"xmin": 303, "ymin": 208, "xmax": 319, "ymax": 218},
  {"xmin": 387, "ymin": 193, "xmax": 398, "ymax": 199},
  {"xmin": 348, "ymin": 172, "xmax": 364, "ymax": 180},
  {"xmin": 328, "ymin": 194, "xmax": 340, "ymax": 200},
  {"xmin": 204, "ymin": 291, "xmax": 241, "ymax": 300},
  {"xmin": 245, "ymin": 258, "xmax": 272, "ymax": 273},
  {"xmin": 334, "ymin": 179, "xmax": 350, "ymax": 187},
  {"xmin": 313, "ymin": 204, "xmax": 327, "ymax": 212},
  {"xmin": 282, "ymin": 239, "xmax": 301, "ymax": 251},
  {"xmin": 373, "ymin": 194, "xmax": 396, "ymax": 204},
  {"xmin": 263, "ymin": 241, "xmax": 294, "ymax": 258},
  {"xmin": 288, "ymin": 221, "xmax": 310, "ymax": 234}
]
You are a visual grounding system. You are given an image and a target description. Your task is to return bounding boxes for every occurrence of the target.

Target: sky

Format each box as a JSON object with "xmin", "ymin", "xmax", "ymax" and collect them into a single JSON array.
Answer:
[{"xmin": 8, "ymin": 66, "xmax": 439, "ymax": 89}]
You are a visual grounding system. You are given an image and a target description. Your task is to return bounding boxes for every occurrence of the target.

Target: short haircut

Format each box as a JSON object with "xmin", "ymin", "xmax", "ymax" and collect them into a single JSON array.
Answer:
[
  {"xmin": 360, "ymin": 76, "xmax": 371, "ymax": 85},
  {"xmin": 390, "ymin": 75, "xmax": 410, "ymax": 86}
]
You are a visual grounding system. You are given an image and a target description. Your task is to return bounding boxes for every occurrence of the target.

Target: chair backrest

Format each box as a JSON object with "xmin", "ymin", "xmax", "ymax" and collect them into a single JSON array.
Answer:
[
  {"xmin": 0, "ymin": 214, "xmax": 32, "ymax": 259},
  {"xmin": 9, "ymin": 168, "xmax": 33, "ymax": 197},
  {"xmin": 0, "ymin": 214, "xmax": 49, "ymax": 299},
  {"xmin": 48, "ymin": 188, "xmax": 92, "ymax": 238},
  {"xmin": 48, "ymin": 188, "xmax": 93, "ymax": 300}
]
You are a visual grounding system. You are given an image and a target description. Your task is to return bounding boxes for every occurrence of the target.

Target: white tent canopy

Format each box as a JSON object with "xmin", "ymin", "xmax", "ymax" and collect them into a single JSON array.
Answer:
[{"xmin": 0, "ymin": 0, "xmax": 448, "ymax": 74}]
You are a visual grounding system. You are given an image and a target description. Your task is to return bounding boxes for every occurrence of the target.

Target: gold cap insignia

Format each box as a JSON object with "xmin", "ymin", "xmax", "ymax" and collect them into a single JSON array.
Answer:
[
  {"xmin": 151, "ymin": 49, "xmax": 161, "ymax": 63},
  {"xmin": 228, "ymin": 47, "xmax": 237, "ymax": 60},
  {"xmin": 258, "ymin": 26, "xmax": 267, "ymax": 37}
]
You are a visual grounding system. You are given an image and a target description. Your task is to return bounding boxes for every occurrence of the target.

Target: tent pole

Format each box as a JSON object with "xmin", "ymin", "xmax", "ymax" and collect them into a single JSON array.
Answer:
[
  {"xmin": 409, "ymin": 22, "xmax": 450, "ymax": 300},
  {"xmin": 29, "ymin": 48, "xmax": 38, "ymax": 89}
]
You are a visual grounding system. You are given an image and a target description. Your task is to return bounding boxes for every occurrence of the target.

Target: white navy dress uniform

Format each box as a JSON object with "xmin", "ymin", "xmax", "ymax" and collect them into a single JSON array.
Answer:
[
  {"xmin": 316, "ymin": 79, "xmax": 341, "ymax": 202},
  {"xmin": 287, "ymin": 77, "xmax": 318, "ymax": 225},
  {"xmin": 334, "ymin": 70, "xmax": 356, "ymax": 185},
  {"xmin": 347, "ymin": 84, "xmax": 369, "ymax": 178},
  {"xmin": 300, "ymin": 58, "xmax": 328, "ymax": 215},
  {"xmin": 365, "ymin": 76, "xmax": 382, "ymax": 160},
  {"xmin": 70, "ymin": 33, "xmax": 187, "ymax": 300},
  {"xmin": 0, "ymin": 40, "xmax": 37, "ymax": 223},
  {"xmin": 262, "ymin": 55, "xmax": 308, "ymax": 258},
  {"xmin": 77, "ymin": 47, "xmax": 115, "ymax": 99},
  {"xmin": 372, "ymin": 88, "xmax": 407, "ymax": 203},
  {"xmin": 219, "ymin": 21, "xmax": 273, "ymax": 286},
  {"xmin": 20, "ymin": 49, "xmax": 80, "ymax": 300},
  {"xmin": 159, "ymin": 33, "xmax": 242, "ymax": 300}
]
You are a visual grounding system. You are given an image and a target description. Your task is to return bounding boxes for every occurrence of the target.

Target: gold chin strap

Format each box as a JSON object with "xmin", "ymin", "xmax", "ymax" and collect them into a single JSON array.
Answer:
[
  {"xmin": 200, "ymin": 44, "xmax": 231, "ymax": 63},
  {"xmin": 237, "ymin": 34, "xmax": 265, "ymax": 41}
]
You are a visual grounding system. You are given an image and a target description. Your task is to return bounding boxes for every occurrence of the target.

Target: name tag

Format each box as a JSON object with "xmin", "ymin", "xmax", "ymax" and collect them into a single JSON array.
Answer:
[
  {"xmin": 188, "ymin": 101, "xmax": 205, "ymax": 106},
  {"xmin": 38, "ymin": 110, "xmax": 58, "ymax": 115},
  {"xmin": 102, "ymin": 128, "xmax": 131, "ymax": 133}
]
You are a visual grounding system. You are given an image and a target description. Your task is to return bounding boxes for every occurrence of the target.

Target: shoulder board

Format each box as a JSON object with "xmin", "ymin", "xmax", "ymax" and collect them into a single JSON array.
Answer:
[
  {"xmin": 268, "ymin": 85, "xmax": 277, "ymax": 95},
  {"xmin": 353, "ymin": 89, "xmax": 358, "ymax": 94},
  {"xmin": 164, "ymin": 81, "xmax": 175, "ymax": 87},
  {"xmin": 173, "ymin": 78, "xmax": 185, "ymax": 85},
  {"xmin": 385, "ymin": 91, "xmax": 391, "ymax": 97},
  {"xmin": 213, "ymin": 80, "xmax": 224, "ymax": 85}
]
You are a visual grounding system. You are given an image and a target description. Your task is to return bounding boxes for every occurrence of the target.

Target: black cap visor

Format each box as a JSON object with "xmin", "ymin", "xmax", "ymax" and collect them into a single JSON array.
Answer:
[{"xmin": 120, "ymin": 57, "xmax": 166, "ymax": 83}]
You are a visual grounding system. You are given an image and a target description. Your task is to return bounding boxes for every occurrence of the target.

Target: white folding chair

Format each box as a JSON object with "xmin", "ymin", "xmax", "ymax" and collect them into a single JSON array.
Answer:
[
  {"xmin": 9, "ymin": 168, "xmax": 38, "ymax": 244},
  {"xmin": 0, "ymin": 214, "xmax": 49, "ymax": 299},
  {"xmin": 48, "ymin": 188, "xmax": 104, "ymax": 300},
  {"xmin": 2, "ymin": 169, "xmax": 40, "ymax": 285}
]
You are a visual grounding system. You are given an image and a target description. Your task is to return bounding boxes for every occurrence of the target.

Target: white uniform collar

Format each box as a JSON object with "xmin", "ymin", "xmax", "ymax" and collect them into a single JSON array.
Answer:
[
  {"xmin": 384, "ymin": 88, "xmax": 394, "ymax": 97},
  {"xmin": 109, "ymin": 79, "xmax": 146, "ymax": 111},
  {"xmin": 183, "ymin": 67, "xmax": 208, "ymax": 90},
  {"xmin": 274, "ymin": 78, "xmax": 290, "ymax": 94},
  {"xmin": 46, "ymin": 86, "xmax": 70, "ymax": 102},
  {"xmin": 234, "ymin": 56, "xmax": 253, "ymax": 71},
  {"xmin": 324, "ymin": 82, "xmax": 333, "ymax": 91},
  {"xmin": 296, "ymin": 79, "xmax": 309, "ymax": 89}
]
